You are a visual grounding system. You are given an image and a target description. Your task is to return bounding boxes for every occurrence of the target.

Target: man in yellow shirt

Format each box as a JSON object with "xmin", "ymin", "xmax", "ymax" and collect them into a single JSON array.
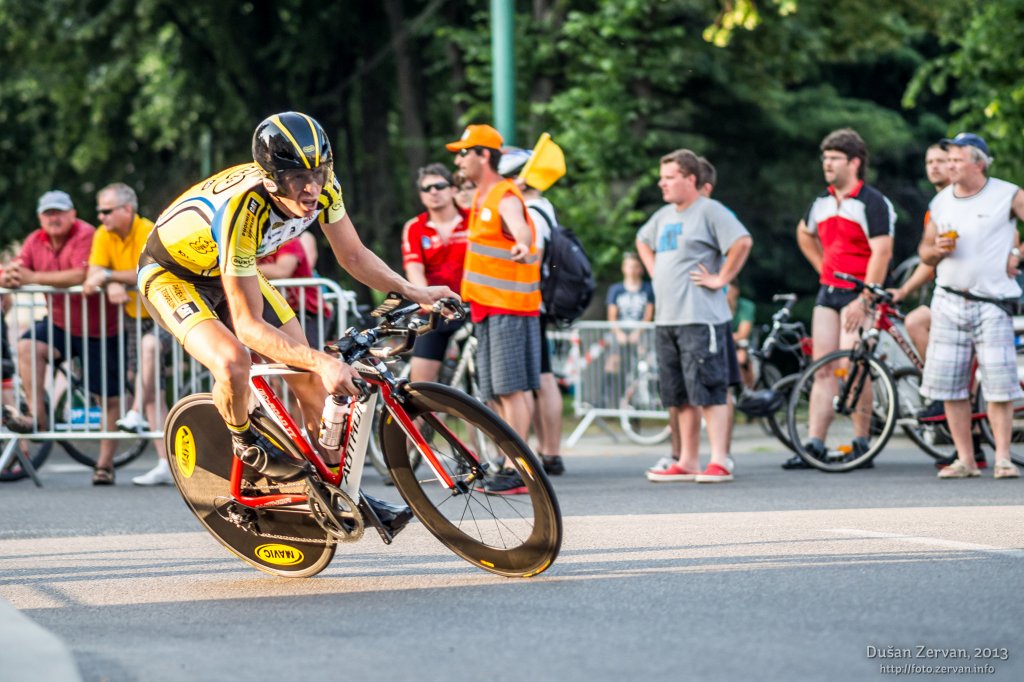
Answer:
[{"xmin": 84, "ymin": 183, "xmax": 172, "ymax": 485}]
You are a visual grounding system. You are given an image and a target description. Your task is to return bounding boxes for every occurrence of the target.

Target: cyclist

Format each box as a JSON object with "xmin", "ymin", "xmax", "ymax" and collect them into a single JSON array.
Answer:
[
  {"xmin": 787, "ymin": 128, "xmax": 895, "ymax": 470},
  {"xmin": 137, "ymin": 112, "xmax": 457, "ymax": 533}
]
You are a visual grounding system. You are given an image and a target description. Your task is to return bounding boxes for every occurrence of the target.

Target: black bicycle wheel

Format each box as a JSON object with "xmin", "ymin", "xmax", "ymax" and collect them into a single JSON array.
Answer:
[
  {"xmin": 977, "ymin": 381, "xmax": 1024, "ymax": 467},
  {"xmin": 368, "ymin": 398, "xmax": 424, "ymax": 485},
  {"xmin": 787, "ymin": 350, "xmax": 897, "ymax": 472},
  {"xmin": 166, "ymin": 394, "xmax": 336, "ymax": 578},
  {"xmin": 0, "ymin": 391, "xmax": 55, "ymax": 482},
  {"xmin": 764, "ymin": 373, "xmax": 799, "ymax": 454},
  {"xmin": 55, "ymin": 385, "xmax": 149, "ymax": 469},
  {"xmin": 892, "ymin": 367, "xmax": 956, "ymax": 462},
  {"xmin": 380, "ymin": 382, "xmax": 561, "ymax": 578}
]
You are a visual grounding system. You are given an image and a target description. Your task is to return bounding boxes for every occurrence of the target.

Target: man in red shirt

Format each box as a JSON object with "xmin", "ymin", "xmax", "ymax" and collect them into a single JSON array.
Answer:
[
  {"xmin": 789, "ymin": 129, "xmax": 895, "ymax": 470},
  {"xmin": 257, "ymin": 236, "xmax": 333, "ymax": 347},
  {"xmin": 0, "ymin": 190, "xmax": 123, "ymax": 484},
  {"xmin": 400, "ymin": 163, "xmax": 469, "ymax": 384}
]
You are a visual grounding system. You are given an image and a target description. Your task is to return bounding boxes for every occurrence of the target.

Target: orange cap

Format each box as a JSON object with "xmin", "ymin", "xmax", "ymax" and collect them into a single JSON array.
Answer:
[{"xmin": 446, "ymin": 124, "xmax": 504, "ymax": 152}]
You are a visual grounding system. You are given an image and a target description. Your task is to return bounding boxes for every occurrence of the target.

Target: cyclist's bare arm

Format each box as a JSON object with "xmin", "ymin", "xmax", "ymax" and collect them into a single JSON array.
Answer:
[
  {"xmin": 795, "ymin": 220, "xmax": 823, "ymax": 274},
  {"xmin": 323, "ymin": 213, "xmax": 459, "ymax": 307},
  {"xmin": 222, "ymin": 272, "xmax": 361, "ymax": 396}
]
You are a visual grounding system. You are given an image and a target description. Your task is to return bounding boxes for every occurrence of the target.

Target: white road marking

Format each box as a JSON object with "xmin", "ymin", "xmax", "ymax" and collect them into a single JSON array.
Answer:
[{"xmin": 828, "ymin": 528, "xmax": 1024, "ymax": 558}]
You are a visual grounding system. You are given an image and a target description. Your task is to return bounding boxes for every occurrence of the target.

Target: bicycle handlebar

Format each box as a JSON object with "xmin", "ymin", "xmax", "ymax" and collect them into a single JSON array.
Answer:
[
  {"xmin": 833, "ymin": 273, "xmax": 894, "ymax": 304},
  {"xmin": 324, "ymin": 294, "xmax": 466, "ymax": 364}
]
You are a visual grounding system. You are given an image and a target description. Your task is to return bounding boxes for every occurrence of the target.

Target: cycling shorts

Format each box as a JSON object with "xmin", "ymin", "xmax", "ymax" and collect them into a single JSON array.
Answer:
[{"xmin": 138, "ymin": 264, "xmax": 295, "ymax": 346}]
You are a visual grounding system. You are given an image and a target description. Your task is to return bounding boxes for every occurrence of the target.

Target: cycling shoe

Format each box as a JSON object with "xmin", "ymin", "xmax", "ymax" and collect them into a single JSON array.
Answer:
[
  {"xmin": 361, "ymin": 491, "xmax": 413, "ymax": 538},
  {"xmin": 233, "ymin": 430, "xmax": 308, "ymax": 482}
]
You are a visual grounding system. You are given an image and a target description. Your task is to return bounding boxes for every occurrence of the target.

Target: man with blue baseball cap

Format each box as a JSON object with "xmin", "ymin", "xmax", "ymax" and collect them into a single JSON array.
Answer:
[{"xmin": 919, "ymin": 131, "xmax": 1024, "ymax": 479}]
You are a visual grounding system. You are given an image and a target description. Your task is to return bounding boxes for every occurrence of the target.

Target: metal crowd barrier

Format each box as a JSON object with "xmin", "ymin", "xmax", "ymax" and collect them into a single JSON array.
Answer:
[
  {"xmin": 0, "ymin": 278, "xmax": 356, "ymax": 484},
  {"xmin": 563, "ymin": 321, "xmax": 667, "ymax": 447}
]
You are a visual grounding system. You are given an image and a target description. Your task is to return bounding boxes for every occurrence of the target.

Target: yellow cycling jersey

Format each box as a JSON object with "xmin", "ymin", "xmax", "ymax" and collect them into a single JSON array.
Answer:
[{"xmin": 142, "ymin": 163, "xmax": 345, "ymax": 279}]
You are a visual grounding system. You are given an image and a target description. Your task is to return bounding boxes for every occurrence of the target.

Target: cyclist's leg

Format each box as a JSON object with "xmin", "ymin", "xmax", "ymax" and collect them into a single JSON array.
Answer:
[
  {"xmin": 139, "ymin": 266, "xmax": 259, "ymax": 451},
  {"xmin": 838, "ymin": 306, "xmax": 873, "ymax": 440},
  {"xmin": 808, "ymin": 304, "xmax": 841, "ymax": 440}
]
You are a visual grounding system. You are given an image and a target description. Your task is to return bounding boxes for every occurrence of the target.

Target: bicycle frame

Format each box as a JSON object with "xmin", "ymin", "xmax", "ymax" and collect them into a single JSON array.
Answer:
[{"xmin": 229, "ymin": 357, "xmax": 466, "ymax": 513}]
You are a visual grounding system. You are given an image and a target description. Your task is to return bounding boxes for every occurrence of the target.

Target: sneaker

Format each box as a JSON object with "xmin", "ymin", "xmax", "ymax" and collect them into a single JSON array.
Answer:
[
  {"xmin": 132, "ymin": 459, "xmax": 173, "ymax": 486},
  {"xmin": 842, "ymin": 436, "xmax": 874, "ymax": 469},
  {"xmin": 541, "ymin": 454, "xmax": 565, "ymax": 476},
  {"xmin": 475, "ymin": 468, "xmax": 528, "ymax": 495},
  {"xmin": 116, "ymin": 409, "xmax": 150, "ymax": 433},
  {"xmin": 648, "ymin": 456, "xmax": 678, "ymax": 473},
  {"xmin": 646, "ymin": 462, "xmax": 699, "ymax": 482},
  {"xmin": 233, "ymin": 430, "xmax": 308, "ymax": 482},
  {"xmin": 696, "ymin": 461, "xmax": 734, "ymax": 483},
  {"xmin": 783, "ymin": 439, "xmax": 825, "ymax": 470}
]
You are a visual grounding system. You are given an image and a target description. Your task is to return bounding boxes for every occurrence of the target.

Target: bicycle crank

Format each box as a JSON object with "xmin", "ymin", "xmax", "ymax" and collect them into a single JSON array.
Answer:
[{"xmin": 306, "ymin": 477, "xmax": 365, "ymax": 543}]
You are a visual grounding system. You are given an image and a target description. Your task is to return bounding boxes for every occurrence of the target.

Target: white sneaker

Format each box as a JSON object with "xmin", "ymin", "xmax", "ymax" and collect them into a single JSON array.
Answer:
[
  {"xmin": 117, "ymin": 409, "xmax": 150, "ymax": 433},
  {"xmin": 132, "ymin": 459, "xmax": 173, "ymax": 486},
  {"xmin": 648, "ymin": 456, "xmax": 677, "ymax": 473}
]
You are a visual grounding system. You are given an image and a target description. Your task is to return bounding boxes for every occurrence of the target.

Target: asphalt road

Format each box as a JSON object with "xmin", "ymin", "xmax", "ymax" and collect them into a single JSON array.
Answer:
[{"xmin": 2, "ymin": 425, "xmax": 1023, "ymax": 681}]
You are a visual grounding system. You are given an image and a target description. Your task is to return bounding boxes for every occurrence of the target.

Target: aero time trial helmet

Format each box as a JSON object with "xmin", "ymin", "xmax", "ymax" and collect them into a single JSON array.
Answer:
[{"xmin": 252, "ymin": 112, "xmax": 334, "ymax": 195}]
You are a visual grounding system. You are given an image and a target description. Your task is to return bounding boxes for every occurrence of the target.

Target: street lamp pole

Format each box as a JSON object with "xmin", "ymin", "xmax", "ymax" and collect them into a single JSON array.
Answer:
[{"xmin": 491, "ymin": 0, "xmax": 516, "ymax": 146}]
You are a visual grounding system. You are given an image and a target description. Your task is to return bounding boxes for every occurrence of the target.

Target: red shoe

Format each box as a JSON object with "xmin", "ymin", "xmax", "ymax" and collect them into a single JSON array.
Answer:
[
  {"xmin": 645, "ymin": 462, "xmax": 699, "ymax": 482},
  {"xmin": 696, "ymin": 462, "xmax": 734, "ymax": 483}
]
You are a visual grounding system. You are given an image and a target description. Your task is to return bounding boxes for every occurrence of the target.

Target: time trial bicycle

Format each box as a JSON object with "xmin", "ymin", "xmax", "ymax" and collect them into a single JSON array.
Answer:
[{"xmin": 164, "ymin": 295, "xmax": 562, "ymax": 578}]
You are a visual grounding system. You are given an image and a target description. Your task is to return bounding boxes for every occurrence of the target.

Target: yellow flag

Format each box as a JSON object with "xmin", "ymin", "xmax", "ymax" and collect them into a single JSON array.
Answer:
[{"xmin": 519, "ymin": 132, "xmax": 566, "ymax": 191}]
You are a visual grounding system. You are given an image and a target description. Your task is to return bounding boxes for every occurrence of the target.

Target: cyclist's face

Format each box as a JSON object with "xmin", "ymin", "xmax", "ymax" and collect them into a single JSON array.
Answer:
[{"xmin": 274, "ymin": 165, "xmax": 331, "ymax": 216}]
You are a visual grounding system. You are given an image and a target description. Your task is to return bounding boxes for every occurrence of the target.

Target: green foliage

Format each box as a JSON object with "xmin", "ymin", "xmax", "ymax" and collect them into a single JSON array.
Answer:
[
  {"xmin": 906, "ymin": 0, "xmax": 1024, "ymax": 184},
  {"xmin": 0, "ymin": 0, "xmax": 1004, "ymax": 316}
]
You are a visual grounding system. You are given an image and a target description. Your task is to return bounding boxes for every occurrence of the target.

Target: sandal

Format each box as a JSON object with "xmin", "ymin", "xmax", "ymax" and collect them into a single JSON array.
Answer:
[
  {"xmin": 937, "ymin": 459, "xmax": 980, "ymax": 479},
  {"xmin": 994, "ymin": 460, "xmax": 1020, "ymax": 480},
  {"xmin": 92, "ymin": 466, "xmax": 115, "ymax": 486}
]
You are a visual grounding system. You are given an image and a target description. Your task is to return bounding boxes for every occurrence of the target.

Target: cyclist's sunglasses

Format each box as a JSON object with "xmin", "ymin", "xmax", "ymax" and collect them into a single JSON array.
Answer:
[
  {"xmin": 457, "ymin": 147, "xmax": 484, "ymax": 157},
  {"xmin": 277, "ymin": 164, "xmax": 332, "ymax": 195}
]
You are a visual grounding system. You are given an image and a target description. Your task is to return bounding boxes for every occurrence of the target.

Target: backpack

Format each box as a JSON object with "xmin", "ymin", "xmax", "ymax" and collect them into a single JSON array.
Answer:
[{"xmin": 531, "ymin": 206, "xmax": 596, "ymax": 327}]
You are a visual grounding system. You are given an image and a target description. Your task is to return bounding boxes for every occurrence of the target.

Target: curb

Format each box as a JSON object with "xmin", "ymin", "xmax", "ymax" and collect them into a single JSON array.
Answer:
[{"xmin": 0, "ymin": 598, "xmax": 81, "ymax": 681}]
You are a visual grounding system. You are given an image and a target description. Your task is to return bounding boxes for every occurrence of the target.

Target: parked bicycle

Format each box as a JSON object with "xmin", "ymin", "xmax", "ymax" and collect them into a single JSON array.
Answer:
[
  {"xmin": 0, "ymin": 358, "xmax": 148, "ymax": 483},
  {"xmin": 786, "ymin": 272, "xmax": 1024, "ymax": 472},
  {"xmin": 742, "ymin": 294, "xmax": 813, "ymax": 452},
  {"xmin": 165, "ymin": 295, "xmax": 562, "ymax": 578}
]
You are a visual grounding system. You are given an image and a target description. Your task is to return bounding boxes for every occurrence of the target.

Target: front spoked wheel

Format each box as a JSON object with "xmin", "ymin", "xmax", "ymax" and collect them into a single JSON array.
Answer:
[
  {"xmin": 380, "ymin": 382, "xmax": 562, "ymax": 578},
  {"xmin": 764, "ymin": 373, "xmax": 800, "ymax": 454},
  {"xmin": 787, "ymin": 350, "xmax": 896, "ymax": 472}
]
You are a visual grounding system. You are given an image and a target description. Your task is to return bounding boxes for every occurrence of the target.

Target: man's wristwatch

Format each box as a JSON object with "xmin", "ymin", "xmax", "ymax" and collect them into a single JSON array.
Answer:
[
  {"xmin": 1012, "ymin": 247, "xmax": 1021, "ymax": 259},
  {"xmin": 101, "ymin": 268, "xmax": 113, "ymax": 285}
]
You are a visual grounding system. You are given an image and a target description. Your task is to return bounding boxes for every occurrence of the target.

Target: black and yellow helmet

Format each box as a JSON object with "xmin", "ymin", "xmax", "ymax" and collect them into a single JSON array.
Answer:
[{"xmin": 252, "ymin": 112, "xmax": 333, "ymax": 191}]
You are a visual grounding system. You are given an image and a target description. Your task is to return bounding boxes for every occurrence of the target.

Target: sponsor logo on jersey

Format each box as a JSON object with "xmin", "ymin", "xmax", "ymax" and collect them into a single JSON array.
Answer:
[
  {"xmin": 159, "ymin": 283, "xmax": 191, "ymax": 309},
  {"xmin": 231, "ymin": 255, "xmax": 255, "ymax": 269},
  {"xmin": 189, "ymin": 236, "xmax": 216, "ymax": 255},
  {"xmin": 174, "ymin": 426, "xmax": 196, "ymax": 478},
  {"xmin": 421, "ymin": 236, "xmax": 431, "ymax": 250},
  {"xmin": 254, "ymin": 544, "xmax": 305, "ymax": 566},
  {"xmin": 302, "ymin": 144, "xmax": 315, "ymax": 154},
  {"xmin": 173, "ymin": 302, "xmax": 200, "ymax": 323},
  {"xmin": 248, "ymin": 198, "xmax": 259, "ymax": 214}
]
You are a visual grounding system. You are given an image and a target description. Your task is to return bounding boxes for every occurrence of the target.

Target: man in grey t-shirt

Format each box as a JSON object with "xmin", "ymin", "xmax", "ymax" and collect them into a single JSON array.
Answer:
[{"xmin": 635, "ymin": 149, "xmax": 752, "ymax": 483}]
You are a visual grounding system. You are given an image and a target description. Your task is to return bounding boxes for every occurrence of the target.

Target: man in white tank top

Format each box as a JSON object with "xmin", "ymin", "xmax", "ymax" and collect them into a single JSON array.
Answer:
[{"xmin": 919, "ymin": 132, "xmax": 1024, "ymax": 479}]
